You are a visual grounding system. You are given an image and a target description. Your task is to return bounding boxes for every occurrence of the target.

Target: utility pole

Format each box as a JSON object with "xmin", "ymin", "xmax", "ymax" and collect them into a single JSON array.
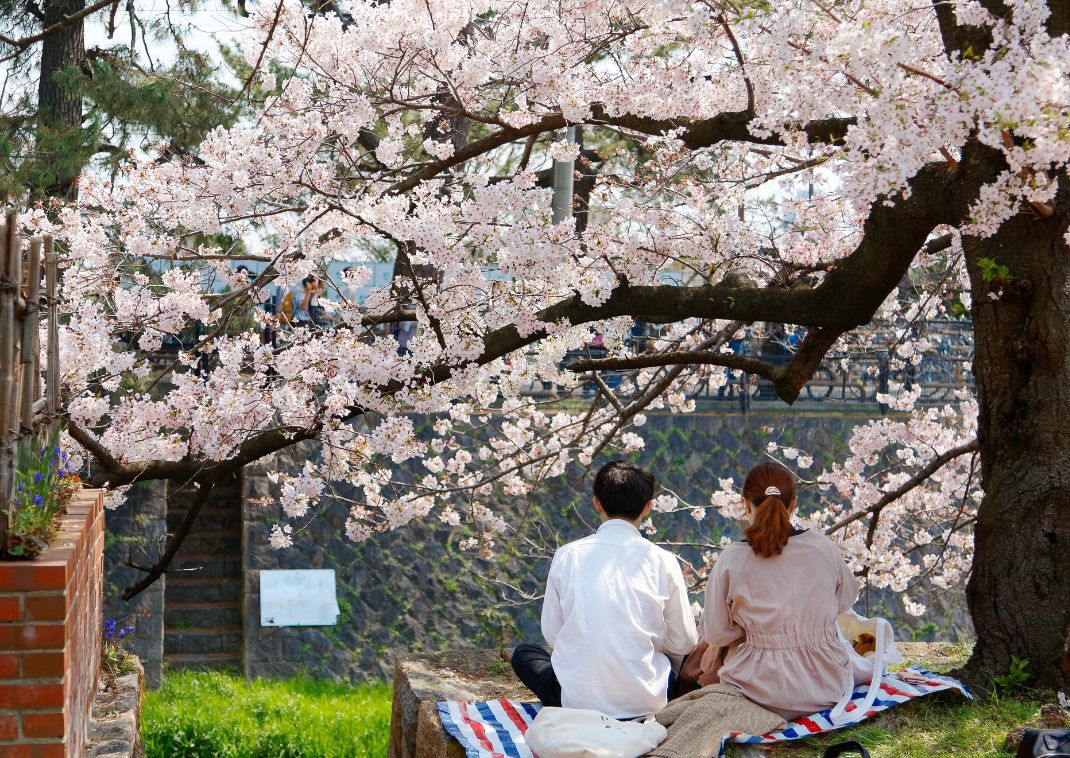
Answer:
[{"xmin": 551, "ymin": 126, "xmax": 576, "ymax": 223}]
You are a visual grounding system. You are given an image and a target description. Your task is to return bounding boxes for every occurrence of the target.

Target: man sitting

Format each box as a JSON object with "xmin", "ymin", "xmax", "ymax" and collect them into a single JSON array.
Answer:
[{"xmin": 511, "ymin": 461, "xmax": 698, "ymax": 719}]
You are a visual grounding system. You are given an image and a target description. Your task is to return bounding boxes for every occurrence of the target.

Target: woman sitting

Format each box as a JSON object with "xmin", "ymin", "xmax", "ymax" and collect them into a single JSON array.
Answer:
[{"xmin": 697, "ymin": 461, "xmax": 858, "ymax": 721}]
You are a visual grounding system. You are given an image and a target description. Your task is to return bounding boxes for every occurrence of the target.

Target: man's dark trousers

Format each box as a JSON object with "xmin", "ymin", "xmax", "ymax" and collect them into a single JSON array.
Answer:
[{"xmin": 510, "ymin": 643, "xmax": 562, "ymax": 707}]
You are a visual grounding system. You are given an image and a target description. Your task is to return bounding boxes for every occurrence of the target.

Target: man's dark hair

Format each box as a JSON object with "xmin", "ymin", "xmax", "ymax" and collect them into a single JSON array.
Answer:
[{"xmin": 593, "ymin": 461, "xmax": 656, "ymax": 520}]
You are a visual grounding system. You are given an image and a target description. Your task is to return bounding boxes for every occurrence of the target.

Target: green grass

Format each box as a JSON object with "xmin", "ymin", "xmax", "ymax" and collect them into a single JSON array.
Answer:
[
  {"xmin": 142, "ymin": 671, "xmax": 391, "ymax": 757},
  {"xmin": 142, "ymin": 647, "xmax": 1049, "ymax": 758}
]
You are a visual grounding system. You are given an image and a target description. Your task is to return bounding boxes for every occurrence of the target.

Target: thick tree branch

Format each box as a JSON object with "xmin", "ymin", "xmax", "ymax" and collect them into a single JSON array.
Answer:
[
  {"xmin": 80, "ymin": 422, "xmax": 324, "ymax": 488},
  {"xmin": 566, "ymin": 350, "xmax": 780, "ymax": 382},
  {"xmin": 592, "ymin": 106, "xmax": 856, "ymax": 149},
  {"xmin": 387, "ymin": 108, "xmax": 857, "ymax": 196}
]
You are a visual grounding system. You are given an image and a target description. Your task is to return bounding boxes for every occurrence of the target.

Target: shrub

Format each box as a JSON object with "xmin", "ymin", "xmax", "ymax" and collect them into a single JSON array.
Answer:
[{"xmin": 142, "ymin": 671, "xmax": 391, "ymax": 757}]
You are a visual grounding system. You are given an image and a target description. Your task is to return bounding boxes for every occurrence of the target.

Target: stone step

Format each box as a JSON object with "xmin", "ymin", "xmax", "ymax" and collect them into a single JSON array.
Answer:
[
  {"xmin": 168, "ymin": 557, "xmax": 243, "ymax": 580},
  {"xmin": 164, "ymin": 652, "xmax": 242, "ymax": 673},
  {"xmin": 164, "ymin": 513, "xmax": 240, "ymax": 533},
  {"xmin": 165, "ymin": 577, "xmax": 242, "ymax": 604},
  {"xmin": 164, "ymin": 627, "xmax": 242, "ymax": 655},
  {"xmin": 172, "ymin": 534, "xmax": 242, "ymax": 557},
  {"xmin": 167, "ymin": 492, "xmax": 242, "ymax": 510},
  {"xmin": 166, "ymin": 603, "xmax": 242, "ymax": 630}
]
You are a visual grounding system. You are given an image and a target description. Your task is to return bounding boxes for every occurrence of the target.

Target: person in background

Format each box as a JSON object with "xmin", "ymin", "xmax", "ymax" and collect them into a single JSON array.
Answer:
[
  {"xmin": 511, "ymin": 461, "xmax": 698, "ymax": 719},
  {"xmin": 340, "ymin": 266, "xmax": 361, "ymax": 306},
  {"xmin": 296, "ymin": 275, "xmax": 325, "ymax": 327}
]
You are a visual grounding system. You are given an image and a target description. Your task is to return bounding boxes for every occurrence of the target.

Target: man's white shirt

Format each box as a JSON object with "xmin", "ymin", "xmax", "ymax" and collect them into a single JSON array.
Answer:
[{"xmin": 541, "ymin": 519, "xmax": 699, "ymax": 718}]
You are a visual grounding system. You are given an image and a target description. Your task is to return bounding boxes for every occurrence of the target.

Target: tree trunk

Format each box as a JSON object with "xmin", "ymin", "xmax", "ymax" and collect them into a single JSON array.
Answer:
[
  {"xmin": 36, "ymin": 0, "xmax": 86, "ymax": 200},
  {"xmin": 963, "ymin": 177, "xmax": 1070, "ymax": 692}
]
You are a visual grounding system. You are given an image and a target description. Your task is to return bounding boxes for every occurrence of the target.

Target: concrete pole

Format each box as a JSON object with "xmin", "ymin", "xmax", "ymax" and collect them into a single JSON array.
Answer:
[{"xmin": 551, "ymin": 126, "xmax": 576, "ymax": 224}]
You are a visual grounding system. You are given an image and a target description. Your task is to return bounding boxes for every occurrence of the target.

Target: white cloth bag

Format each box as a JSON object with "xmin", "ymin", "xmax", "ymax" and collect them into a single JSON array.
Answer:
[
  {"xmin": 524, "ymin": 707, "xmax": 667, "ymax": 758},
  {"xmin": 828, "ymin": 609, "xmax": 903, "ymax": 725}
]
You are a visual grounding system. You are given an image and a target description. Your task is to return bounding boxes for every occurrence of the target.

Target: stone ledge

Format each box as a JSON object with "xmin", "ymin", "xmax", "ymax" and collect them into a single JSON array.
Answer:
[
  {"xmin": 389, "ymin": 649, "xmax": 530, "ymax": 758},
  {"xmin": 388, "ymin": 643, "xmax": 964, "ymax": 758},
  {"xmin": 86, "ymin": 655, "xmax": 146, "ymax": 758}
]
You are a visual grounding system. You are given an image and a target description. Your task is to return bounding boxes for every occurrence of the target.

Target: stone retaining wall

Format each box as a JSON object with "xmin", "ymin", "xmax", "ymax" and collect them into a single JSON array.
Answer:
[
  {"xmin": 86, "ymin": 656, "xmax": 145, "ymax": 758},
  {"xmin": 103, "ymin": 411, "xmax": 972, "ymax": 685}
]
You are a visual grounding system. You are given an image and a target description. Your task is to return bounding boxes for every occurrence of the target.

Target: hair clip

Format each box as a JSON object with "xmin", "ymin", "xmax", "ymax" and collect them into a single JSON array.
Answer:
[{"xmin": 764, "ymin": 486, "xmax": 781, "ymax": 497}]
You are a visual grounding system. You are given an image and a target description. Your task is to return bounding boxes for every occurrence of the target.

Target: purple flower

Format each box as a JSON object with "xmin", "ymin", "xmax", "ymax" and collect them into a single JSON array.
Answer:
[
  {"xmin": 104, "ymin": 620, "xmax": 116, "ymax": 640},
  {"xmin": 118, "ymin": 626, "xmax": 135, "ymax": 639},
  {"xmin": 33, "ymin": 495, "xmax": 44, "ymax": 507}
]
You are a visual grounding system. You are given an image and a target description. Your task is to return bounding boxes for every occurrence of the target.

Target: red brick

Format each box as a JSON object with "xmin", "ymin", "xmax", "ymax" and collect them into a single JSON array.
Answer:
[
  {"xmin": 21, "ymin": 711, "xmax": 64, "ymax": 738},
  {"xmin": 23, "ymin": 596, "xmax": 66, "ymax": 623},
  {"xmin": 0, "ymin": 683, "xmax": 63, "ymax": 708},
  {"xmin": 0, "ymin": 714, "xmax": 16, "ymax": 740},
  {"xmin": 0, "ymin": 655, "xmax": 17, "ymax": 679},
  {"xmin": 0, "ymin": 746, "xmax": 33, "ymax": 758},
  {"xmin": 0, "ymin": 624, "xmax": 64, "ymax": 651},
  {"xmin": 8, "ymin": 745, "xmax": 65, "ymax": 758},
  {"xmin": 0, "ymin": 597, "xmax": 18, "ymax": 623},
  {"xmin": 22, "ymin": 652, "xmax": 65, "ymax": 679},
  {"xmin": 0, "ymin": 565, "xmax": 66, "ymax": 592}
]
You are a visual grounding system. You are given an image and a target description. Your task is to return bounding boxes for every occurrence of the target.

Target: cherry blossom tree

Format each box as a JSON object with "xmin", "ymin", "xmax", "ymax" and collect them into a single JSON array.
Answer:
[{"xmin": 20, "ymin": 0, "xmax": 1069, "ymax": 689}]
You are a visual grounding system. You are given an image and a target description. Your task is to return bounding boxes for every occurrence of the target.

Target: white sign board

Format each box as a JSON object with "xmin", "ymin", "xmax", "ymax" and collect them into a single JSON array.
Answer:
[{"xmin": 260, "ymin": 569, "xmax": 340, "ymax": 627}]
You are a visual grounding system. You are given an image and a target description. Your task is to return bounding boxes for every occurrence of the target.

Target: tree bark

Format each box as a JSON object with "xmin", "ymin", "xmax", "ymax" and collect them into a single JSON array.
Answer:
[
  {"xmin": 36, "ymin": 0, "xmax": 86, "ymax": 200},
  {"xmin": 963, "ymin": 176, "xmax": 1070, "ymax": 692}
]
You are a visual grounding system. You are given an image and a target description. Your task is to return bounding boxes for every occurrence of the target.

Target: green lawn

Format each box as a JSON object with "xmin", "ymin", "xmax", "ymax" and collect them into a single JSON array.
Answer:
[
  {"xmin": 143, "ymin": 650, "xmax": 1049, "ymax": 758},
  {"xmin": 142, "ymin": 671, "xmax": 391, "ymax": 757}
]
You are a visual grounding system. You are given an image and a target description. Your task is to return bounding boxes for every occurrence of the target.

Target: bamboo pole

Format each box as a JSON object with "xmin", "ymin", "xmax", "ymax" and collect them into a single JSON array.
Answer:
[
  {"xmin": 44, "ymin": 236, "xmax": 59, "ymax": 434},
  {"xmin": 20, "ymin": 238, "xmax": 42, "ymax": 431},
  {"xmin": 0, "ymin": 213, "xmax": 16, "ymax": 544},
  {"xmin": 6, "ymin": 216, "xmax": 23, "ymax": 444}
]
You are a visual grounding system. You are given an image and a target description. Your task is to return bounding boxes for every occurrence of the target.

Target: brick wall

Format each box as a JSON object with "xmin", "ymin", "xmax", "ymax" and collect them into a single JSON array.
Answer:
[{"xmin": 0, "ymin": 489, "xmax": 104, "ymax": 757}]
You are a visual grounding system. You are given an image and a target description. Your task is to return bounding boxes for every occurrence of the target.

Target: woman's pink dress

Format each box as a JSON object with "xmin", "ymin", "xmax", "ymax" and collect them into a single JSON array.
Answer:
[{"xmin": 700, "ymin": 529, "xmax": 859, "ymax": 720}]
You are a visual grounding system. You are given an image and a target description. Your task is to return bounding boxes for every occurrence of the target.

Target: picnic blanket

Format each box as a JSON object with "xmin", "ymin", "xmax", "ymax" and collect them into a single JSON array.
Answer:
[{"xmin": 437, "ymin": 666, "xmax": 971, "ymax": 758}]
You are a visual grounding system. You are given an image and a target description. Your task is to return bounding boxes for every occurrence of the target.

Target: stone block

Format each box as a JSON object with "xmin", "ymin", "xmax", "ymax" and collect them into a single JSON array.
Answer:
[
  {"xmin": 164, "ymin": 629, "xmax": 242, "ymax": 655},
  {"xmin": 87, "ymin": 656, "xmax": 145, "ymax": 758},
  {"xmin": 389, "ymin": 650, "xmax": 528, "ymax": 758}
]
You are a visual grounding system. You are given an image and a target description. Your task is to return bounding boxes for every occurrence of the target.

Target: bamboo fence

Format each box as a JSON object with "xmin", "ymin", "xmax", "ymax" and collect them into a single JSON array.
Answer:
[{"xmin": 0, "ymin": 209, "xmax": 61, "ymax": 548}]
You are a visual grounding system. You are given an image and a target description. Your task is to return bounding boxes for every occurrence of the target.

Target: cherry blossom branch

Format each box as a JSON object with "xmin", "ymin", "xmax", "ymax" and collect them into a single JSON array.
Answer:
[
  {"xmin": 823, "ymin": 438, "xmax": 980, "ymax": 535},
  {"xmin": 121, "ymin": 481, "xmax": 215, "ymax": 600},
  {"xmin": 232, "ymin": 0, "xmax": 285, "ymax": 105}
]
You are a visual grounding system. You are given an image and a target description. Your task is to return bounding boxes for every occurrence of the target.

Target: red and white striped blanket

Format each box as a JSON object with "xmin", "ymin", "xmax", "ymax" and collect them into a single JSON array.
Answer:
[{"xmin": 437, "ymin": 666, "xmax": 971, "ymax": 758}]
